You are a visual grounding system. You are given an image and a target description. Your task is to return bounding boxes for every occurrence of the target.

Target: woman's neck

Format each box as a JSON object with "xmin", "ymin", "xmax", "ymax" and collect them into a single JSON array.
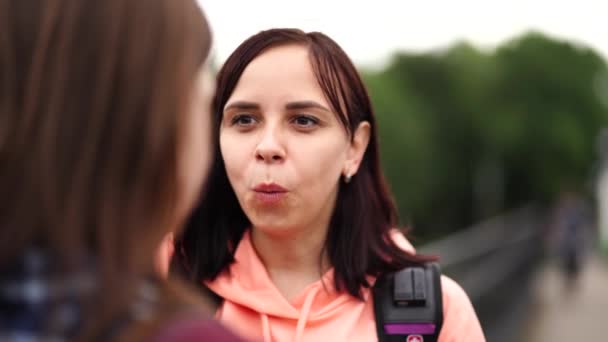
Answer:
[{"xmin": 250, "ymin": 226, "xmax": 331, "ymax": 301}]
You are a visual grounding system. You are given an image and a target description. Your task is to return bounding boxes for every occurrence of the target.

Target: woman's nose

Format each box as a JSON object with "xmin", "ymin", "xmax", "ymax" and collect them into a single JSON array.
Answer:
[{"xmin": 255, "ymin": 126, "xmax": 285, "ymax": 164}]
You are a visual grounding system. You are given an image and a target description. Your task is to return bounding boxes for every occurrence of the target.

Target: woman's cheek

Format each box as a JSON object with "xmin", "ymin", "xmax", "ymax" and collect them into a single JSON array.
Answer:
[{"xmin": 154, "ymin": 232, "xmax": 175, "ymax": 278}]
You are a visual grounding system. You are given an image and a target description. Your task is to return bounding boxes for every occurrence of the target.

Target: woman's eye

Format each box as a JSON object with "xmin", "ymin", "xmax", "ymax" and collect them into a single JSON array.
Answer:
[
  {"xmin": 292, "ymin": 115, "xmax": 319, "ymax": 128},
  {"xmin": 231, "ymin": 114, "xmax": 257, "ymax": 127}
]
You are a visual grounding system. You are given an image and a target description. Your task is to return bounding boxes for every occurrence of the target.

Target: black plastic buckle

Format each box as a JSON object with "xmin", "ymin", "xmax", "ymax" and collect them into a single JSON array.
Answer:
[{"xmin": 394, "ymin": 267, "xmax": 427, "ymax": 307}]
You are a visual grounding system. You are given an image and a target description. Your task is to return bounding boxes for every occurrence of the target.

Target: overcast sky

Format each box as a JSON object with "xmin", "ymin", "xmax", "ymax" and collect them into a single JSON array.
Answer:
[{"xmin": 196, "ymin": 0, "xmax": 607, "ymax": 68}]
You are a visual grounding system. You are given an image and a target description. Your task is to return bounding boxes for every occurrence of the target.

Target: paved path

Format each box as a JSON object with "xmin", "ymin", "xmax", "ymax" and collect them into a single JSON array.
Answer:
[{"xmin": 522, "ymin": 254, "xmax": 608, "ymax": 342}]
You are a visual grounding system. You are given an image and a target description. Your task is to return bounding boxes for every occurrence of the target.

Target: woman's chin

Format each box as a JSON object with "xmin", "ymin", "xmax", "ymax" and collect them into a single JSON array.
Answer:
[{"xmin": 250, "ymin": 222, "xmax": 298, "ymax": 237}]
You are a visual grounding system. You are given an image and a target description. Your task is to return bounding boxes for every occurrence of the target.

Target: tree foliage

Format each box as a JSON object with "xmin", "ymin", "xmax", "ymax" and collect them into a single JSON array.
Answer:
[{"xmin": 362, "ymin": 31, "xmax": 608, "ymax": 240}]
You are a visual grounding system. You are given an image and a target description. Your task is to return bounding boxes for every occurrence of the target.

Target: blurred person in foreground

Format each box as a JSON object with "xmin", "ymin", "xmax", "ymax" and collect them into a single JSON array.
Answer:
[
  {"xmin": 173, "ymin": 28, "xmax": 485, "ymax": 342},
  {"xmin": 0, "ymin": 0, "xmax": 242, "ymax": 340}
]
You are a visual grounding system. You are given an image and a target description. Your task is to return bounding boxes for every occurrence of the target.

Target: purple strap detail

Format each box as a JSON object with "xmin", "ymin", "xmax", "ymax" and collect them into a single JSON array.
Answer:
[{"xmin": 384, "ymin": 323, "xmax": 436, "ymax": 335}]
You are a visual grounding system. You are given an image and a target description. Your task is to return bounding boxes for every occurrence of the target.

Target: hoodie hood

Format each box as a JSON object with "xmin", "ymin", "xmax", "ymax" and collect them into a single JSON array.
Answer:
[{"xmin": 206, "ymin": 230, "xmax": 416, "ymax": 342}]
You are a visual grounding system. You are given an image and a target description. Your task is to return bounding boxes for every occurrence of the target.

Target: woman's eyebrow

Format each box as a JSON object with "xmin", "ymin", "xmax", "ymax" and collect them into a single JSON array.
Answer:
[
  {"xmin": 285, "ymin": 101, "xmax": 331, "ymax": 112},
  {"xmin": 224, "ymin": 101, "xmax": 260, "ymax": 111}
]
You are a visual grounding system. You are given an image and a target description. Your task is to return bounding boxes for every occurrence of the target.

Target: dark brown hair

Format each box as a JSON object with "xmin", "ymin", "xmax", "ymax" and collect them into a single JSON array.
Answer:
[
  {"xmin": 0, "ymin": 0, "xmax": 212, "ymax": 338},
  {"xmin": 177, "ymin": 28, "xmax": 433, "ymax": 299}
]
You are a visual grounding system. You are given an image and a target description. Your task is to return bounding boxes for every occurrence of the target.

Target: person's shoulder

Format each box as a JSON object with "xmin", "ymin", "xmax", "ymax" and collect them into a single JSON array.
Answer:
[
  {"xmin": 440, "ymin": 275, "xmax": 470, "ymax": 306},
  {"xmin": 152, "ymin": 318, "xmax": 245, "ymax": 342},
  {"xmin": 439, "ymin": 275, "xmax": 486, "ymax": 342}
]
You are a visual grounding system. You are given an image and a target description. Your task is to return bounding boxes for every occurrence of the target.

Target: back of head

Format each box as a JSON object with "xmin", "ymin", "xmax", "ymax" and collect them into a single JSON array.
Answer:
[{"xmin": 0, "ymin": 0, "xmax": 211, "ymax": 338}]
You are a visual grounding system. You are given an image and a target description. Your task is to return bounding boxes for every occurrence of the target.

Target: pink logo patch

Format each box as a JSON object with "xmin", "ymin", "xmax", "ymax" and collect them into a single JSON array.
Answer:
[{"xmin": 407, "ymin": 335, "xmax": 423, "ymax": 342}]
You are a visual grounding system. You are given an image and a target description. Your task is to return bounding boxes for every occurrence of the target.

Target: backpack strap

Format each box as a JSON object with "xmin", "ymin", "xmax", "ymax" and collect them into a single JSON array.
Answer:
[{"xmin": 373, "ymin": 263, "xmax": 443, "ymax": 342}]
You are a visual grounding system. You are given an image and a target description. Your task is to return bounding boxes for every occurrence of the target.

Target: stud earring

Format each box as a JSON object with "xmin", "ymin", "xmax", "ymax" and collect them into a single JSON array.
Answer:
[{"xmin": 344, "ymin": 173, "xmax": 352, "ymax": 184}]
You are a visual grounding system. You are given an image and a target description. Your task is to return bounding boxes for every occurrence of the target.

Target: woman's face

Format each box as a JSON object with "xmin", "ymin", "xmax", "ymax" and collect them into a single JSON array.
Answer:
[
  {"xmin": 220, "ymin": 44, "xmax": 369, "ymax": 236},
  {"xmin": 156, "ymin": 65, "xmax": 215, "ymax": 277},
  {"xmin": 177, "ymin": 65, "xmax": 216, "ymax": 222}
]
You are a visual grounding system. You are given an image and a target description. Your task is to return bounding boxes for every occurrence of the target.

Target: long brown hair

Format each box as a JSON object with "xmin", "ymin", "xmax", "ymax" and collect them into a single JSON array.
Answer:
[
  {"xmin": 177, "ymin": 28, "xmax": 434, "ymax": 299},
  {"xmin": 0, "ymin": 0, "xmax": 212, "ymax": 338}
]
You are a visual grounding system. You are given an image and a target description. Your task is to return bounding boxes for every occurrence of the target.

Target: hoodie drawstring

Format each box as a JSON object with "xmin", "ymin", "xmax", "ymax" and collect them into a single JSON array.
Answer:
[
  {"xmin": 259, "ymin": 285, "xmax": 321, "ymax": 342},
  {"xmin": 261, "ymin": 313, "xmax": 271, "ymax": 342},
  {"xmin": 293, "ymin": 286, "xmax": 320, "ymax": 342}
]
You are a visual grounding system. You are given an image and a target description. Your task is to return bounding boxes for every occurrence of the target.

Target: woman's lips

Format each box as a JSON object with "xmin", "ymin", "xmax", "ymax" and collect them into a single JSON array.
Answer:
[{"xmin": 253, "ymin": 183, "xmax": 288, "ymax": 205}]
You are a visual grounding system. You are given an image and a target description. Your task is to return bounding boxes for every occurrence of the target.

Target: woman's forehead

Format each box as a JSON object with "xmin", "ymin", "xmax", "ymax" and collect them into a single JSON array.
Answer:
[{"xmin": 227, "ymin": 45, "xmax": 330, "ymax": 107}]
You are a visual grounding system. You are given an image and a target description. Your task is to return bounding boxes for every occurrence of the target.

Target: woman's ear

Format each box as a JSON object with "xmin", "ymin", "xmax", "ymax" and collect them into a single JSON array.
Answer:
[{"xmin": 343, "ymin": 121, "xmax": 371, "ymax": 178}]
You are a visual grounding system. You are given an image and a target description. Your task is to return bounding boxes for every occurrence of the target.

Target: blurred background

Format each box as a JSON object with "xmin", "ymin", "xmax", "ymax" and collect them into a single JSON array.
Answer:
[{"xmin": 198, "ymin": 1, "xmax": 608, "ymax": 341}]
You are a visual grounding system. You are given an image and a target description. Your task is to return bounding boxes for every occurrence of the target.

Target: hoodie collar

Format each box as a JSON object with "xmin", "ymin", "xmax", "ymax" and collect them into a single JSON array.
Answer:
[{"xmin": 205, "ymin": 230, "xmax": 373, "ymax": 319}]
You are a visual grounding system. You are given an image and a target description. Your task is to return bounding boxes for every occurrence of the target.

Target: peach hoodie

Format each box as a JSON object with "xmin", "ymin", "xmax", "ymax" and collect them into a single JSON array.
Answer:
[{"xmin": 206, "ymin": 231, "xmax": 485, "ymax": 342}]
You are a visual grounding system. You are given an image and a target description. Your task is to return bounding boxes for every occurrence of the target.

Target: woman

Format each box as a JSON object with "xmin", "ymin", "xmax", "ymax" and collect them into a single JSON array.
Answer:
[
  {"xmin": 0, "ymin": 0, "xmax": 241, "ymax": 340},
  {"xmin": 176, "ymin": 28, "xmax": 485, "ymax": 341}
]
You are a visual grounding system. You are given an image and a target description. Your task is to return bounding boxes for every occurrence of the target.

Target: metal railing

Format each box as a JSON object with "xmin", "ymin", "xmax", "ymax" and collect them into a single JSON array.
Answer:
[{"xmin": 419, "ymin": 205, "xmax": 544, "ymax": 342}]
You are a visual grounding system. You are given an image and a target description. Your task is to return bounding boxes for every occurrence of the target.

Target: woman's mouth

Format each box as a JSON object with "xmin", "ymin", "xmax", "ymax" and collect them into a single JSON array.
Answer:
[{"xmin": 253, "ymin": 183, "xmax": 288, "ymax": 205}]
